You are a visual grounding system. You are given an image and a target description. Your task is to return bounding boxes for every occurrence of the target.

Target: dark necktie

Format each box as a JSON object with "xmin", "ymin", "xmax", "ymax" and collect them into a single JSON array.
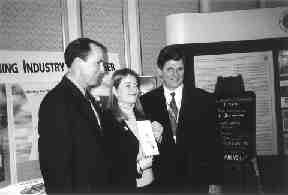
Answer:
[
  {"xmin": 85, "ymin": 90, "xmax": 102, "ymax": 129},
  {"xmin": 168, "ymin": 92, "xmax": 178, "ymax": 139},
  {"xmin": 170, "ymin": 92, "xmax": 178, "ymax": 120}
]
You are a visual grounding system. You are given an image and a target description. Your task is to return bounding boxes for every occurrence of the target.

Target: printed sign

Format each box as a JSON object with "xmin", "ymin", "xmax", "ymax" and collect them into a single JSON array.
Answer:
[{"xmin": 216, "ymin": 93, "xmax": 256, "ymax": 162}]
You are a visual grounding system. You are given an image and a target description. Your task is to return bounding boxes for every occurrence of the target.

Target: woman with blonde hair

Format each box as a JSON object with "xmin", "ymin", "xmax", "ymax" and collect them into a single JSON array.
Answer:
[{"xmin": 102, "ymin": 68, "xmax": 162, "ymax": 192}]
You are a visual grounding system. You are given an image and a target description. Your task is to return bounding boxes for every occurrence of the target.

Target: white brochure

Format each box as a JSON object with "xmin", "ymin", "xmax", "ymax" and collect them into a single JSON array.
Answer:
[{"xmin": 137, "ymin": 120, "xmax": 159, "ymax": 156}]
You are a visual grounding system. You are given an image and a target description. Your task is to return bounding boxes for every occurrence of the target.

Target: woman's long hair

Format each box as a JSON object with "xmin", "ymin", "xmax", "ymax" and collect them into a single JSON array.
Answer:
[{"xmin": 106, "ymin": 68, "xmax": 146, "ymax": 121}]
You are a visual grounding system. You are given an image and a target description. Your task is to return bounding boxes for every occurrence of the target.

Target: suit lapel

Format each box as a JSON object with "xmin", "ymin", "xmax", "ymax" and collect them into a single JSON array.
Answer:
[
  {"xmin": 62, "ymin": 77, "xmax": 102, "ymax": 134},
  {"xmin": 178, "ymin": 86, "xmax": 188, "ymax": 129},
  {"xmin": 158, "ymin": 87, "xmax": 171, "ymax": 123},
  {"xmin": 83, "ymin": 99, "xmax": 101, "ymax": 130},
  {"xmin": 157, "ymin": 87, "xmax": 176, "ymax": 140},
  {"xmin": 158, "ymin": 86, "xmax": 187, "ymax": 128},
  {"xmin": 177, "ymin": 86, "xmax": 199, "ymax": 137},
  {"xmin": 175, "ymin": 85, "xmax": 194, "ymax": 141},
  {"xmin": 119, "ymin": 120, "xmax": 139, "ymax": 142},
  {"xmin": 86, "ymin": 92, "xmax": 103, "ymax": 129}
]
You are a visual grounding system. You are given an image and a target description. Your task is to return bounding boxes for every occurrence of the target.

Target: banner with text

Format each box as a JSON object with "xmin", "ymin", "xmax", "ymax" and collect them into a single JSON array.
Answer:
[{"xmin": 0, "ymin": 50, "xmax": 119, "ymax": 185}]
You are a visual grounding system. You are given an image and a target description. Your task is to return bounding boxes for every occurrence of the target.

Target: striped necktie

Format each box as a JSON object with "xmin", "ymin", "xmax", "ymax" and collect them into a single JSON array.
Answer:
[
  {"xmin": 169, "ymin": 92, "xmax": 178, "ymax": 120},
  {"xmin": 168, "ymin": 92, "xmax": 178, "ymax": 140}
]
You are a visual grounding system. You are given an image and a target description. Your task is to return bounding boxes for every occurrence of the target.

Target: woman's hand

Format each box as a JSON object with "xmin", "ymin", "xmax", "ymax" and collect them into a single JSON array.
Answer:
[
  {"xmin": 137, "ymin": 156, "xmax": 153, "ymax": 171},
  {"xmin": 151, "ymin": 121, "xmax": 163, "ymax": 143}
]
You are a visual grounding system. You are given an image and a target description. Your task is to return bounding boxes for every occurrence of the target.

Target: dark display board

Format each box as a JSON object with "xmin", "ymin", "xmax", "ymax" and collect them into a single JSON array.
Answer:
[
  {"xmin": 176, "ymin": 37, "xmax": 288, "ymax": 156},
  {"xmin": 216, "ymin": 92, "xmax": 256, "ymax": 163}
]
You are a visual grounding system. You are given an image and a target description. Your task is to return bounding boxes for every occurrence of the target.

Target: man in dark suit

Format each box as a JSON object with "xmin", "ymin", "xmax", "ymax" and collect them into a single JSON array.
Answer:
[
  {"xmin": 38, "ymin": 38, "xmax": 109, "ymax": 193},
  {"xmin": 140, "ymin": 45, "xmax": 223, "ymax": 194}
]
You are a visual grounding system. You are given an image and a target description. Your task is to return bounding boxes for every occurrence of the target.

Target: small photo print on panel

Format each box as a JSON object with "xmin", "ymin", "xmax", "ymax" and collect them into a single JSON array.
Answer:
[
  {"xmin": 139, "ymin": 76, "xmax": 157, "ymax": 95},
  {"xmin": 278, "ymin": 50, "xmax": 288, "ymax": 79}
]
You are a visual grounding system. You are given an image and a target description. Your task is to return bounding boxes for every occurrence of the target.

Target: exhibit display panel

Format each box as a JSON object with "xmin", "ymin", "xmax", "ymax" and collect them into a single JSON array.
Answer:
[{"xmin": 166, "ymin": 7, "xmax": 288, "ymax": 156}]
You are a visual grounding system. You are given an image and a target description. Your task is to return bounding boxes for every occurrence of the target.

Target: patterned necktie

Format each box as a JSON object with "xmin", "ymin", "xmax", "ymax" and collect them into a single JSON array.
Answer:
[
  {"xmin": 168, "ymin": 92, "xmax": 178, "ymax": 139},
  {"xmin": 170, "ymin": 92, "xmax": 178, "ymax": 120}
]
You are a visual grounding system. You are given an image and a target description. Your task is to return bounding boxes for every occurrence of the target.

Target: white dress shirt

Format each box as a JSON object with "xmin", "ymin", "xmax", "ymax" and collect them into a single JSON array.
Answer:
[
  {"xmin": 163, "ymin": 84, "xmax": 183, "ymax": 142},
  {"xmin": 163, "ymin": 84, "xmax": 183, "ymax": 121}
]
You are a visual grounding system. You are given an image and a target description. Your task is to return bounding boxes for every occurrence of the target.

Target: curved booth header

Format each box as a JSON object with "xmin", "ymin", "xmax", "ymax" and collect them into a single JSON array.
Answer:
[{"xmin": 166, "ymin": 7, "xmax": 288, "ymax": 45}]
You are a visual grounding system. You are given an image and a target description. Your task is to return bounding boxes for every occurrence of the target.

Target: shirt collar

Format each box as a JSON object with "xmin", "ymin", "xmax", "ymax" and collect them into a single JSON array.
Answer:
[{"xmin": 163, "ymin": 84, "xmax": 183, "ymax": 108}]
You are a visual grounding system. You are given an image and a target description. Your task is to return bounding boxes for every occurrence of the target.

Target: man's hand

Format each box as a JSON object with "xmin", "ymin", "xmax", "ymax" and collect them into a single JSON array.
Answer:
[{"xmin": 151, "ymin": 121, "xmax": 163, "ymax": 143}]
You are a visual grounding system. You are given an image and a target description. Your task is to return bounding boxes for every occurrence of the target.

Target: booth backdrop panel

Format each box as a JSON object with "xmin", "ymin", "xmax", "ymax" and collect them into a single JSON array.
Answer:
[
  {"xmin": 81, "ymin": 0, "xmax": 126, "ymax": 68},
  {"xmin": 139, "ymin": 0, "xmax": 199, "ymax": 76},
  {"xmin": 0, "ymin": 0, "xmax": 63, "ymax": 51},
  {"xmin": 178, "ymin": 38, "xmax": 288, "ymax": 156}
]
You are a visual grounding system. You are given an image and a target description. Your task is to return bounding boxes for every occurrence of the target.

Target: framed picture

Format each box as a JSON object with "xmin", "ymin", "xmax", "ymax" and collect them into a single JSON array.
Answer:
[
  {"xmin": 279, "ymin": 50, "xmax": 288, "ymax": 79},
  {"xmin": 139, "ymin": 76, "xmax": 157, "ymax": 95}
]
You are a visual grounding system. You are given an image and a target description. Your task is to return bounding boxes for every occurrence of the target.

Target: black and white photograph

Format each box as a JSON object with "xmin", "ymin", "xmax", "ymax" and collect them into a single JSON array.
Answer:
[{"xmin": 1, "ymin": 1, "xmax": 288, "ymax": 195}]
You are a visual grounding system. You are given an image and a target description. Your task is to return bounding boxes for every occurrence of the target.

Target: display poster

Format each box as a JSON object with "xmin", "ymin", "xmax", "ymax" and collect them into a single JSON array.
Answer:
[
  {"xmin": 0, "ymin": 84, "xmax": 10, "ymax": 188},
  {"xmin": 280, "ymin": 80, "xmax": 288, "ymax": 133},
  {"xmin": 217, "ymin": 93, "xmax": 255, "ymax": 162},
  {"xmin": 12, "ymin": 82, "xmax": 57, "ymax": 163},
  {"xmin": 278, "ymin": 50, "xmax": 288, "ymax": 155},
  {"xmin": 0, "ymin": 50, "xmax": 119, "ymax": 186},
  {"xmin": 90, "ymin": 53, "xmax": 120, "ymax": 98},
  {"xmin": 194, "ymin": 51, "xmax": 277, "ymax": 155},
  {"xmin": 0, "ymin": 50, "xmax": 66, "ymax": 186}
]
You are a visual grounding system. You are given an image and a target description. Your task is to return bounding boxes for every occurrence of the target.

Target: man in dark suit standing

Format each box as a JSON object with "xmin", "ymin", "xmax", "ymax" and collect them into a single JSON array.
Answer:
[
  {"xmin": 38, "ymin": 38, "xmax": 109, "ymax": 193},
  {"xmin": 140, "ymin": 45, "xmax": 223, "ymax": 194}
]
